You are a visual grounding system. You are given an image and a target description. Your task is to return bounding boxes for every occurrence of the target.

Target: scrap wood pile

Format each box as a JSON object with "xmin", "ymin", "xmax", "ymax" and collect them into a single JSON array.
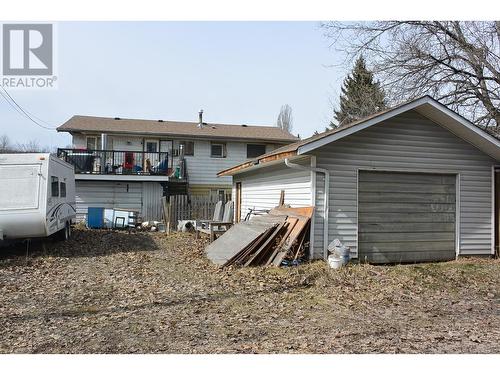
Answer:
[{"xmin": 205, "ymin": 206, "xmax": 313, "ymax": 267}]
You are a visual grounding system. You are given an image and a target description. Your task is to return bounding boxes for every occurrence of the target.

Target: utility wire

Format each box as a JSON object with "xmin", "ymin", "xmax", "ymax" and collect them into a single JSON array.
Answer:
[{"xmin": 0, "ymin": 86, "xmax": 57, "ymax": 131}]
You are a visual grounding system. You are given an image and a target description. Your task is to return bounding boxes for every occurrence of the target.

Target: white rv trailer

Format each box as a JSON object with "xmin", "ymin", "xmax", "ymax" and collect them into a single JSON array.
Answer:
[{"xmin": 0, "ymin": 153, "xmax": 76, "ymax": 241}]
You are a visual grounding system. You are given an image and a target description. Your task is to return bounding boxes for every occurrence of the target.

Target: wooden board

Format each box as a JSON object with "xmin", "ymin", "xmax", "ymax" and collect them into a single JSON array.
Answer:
[
  {"xmin": 245, "ymin": 221, "xmax": 288, "ymax": 266},
  {"xmin": 205, "ymin": 217, "xmax": 285, "ymax": 265},
  {"xmin": 269, "ymin": 206, "xmax": 314, "ymax": 218},
  {"xmin": 271, "ymin": 214, "xmax": 310, "ymax": 266},
  {"xmin": 205, "ymin": 221, "xmax": 279, "ymax": 265}
]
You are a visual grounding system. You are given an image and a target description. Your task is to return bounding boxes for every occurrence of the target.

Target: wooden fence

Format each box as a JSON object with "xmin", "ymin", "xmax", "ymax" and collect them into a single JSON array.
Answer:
[{"xmin": 163, "ymin": 194, "xmax": 231, "ymax": 230}]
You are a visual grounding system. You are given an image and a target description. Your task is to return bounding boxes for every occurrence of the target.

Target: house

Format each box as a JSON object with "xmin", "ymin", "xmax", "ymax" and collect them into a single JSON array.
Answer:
[
  {"xmin": 56, "ymin": 111, "xmax": 298, "ymax": 222},
  {"xmin": 218, "ymin": 96, "xmax": 500, "ymax": 264}
]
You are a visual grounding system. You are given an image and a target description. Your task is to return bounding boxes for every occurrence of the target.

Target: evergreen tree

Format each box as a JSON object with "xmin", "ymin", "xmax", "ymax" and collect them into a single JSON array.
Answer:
[{"xmin": 332, "ymin": 56, "xmax": 386, "ymax": 128}]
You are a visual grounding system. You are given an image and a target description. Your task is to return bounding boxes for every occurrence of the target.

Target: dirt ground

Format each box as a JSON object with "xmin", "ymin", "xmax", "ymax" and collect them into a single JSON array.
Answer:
[{"xmin": 0, "ymin": 229, "xmax": 498, "ymax": 354}]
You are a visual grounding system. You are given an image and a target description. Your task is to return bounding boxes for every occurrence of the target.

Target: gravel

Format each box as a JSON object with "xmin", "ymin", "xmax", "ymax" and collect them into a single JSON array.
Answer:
[{"xmin": 0, "ymin": 229, "xmax": 498, "ymax": 353}]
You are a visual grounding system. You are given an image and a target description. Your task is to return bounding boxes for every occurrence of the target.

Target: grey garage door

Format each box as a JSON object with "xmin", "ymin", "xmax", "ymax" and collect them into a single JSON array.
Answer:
[{"xmin": 358, "ymin": 171, "xmax": 456, "ymax": 263}]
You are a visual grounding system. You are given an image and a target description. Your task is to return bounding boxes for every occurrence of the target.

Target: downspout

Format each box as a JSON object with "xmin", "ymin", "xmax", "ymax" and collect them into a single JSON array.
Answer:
[{"xmin": 284, "ymin": 158, "xmax": 330, "ymax": 260}]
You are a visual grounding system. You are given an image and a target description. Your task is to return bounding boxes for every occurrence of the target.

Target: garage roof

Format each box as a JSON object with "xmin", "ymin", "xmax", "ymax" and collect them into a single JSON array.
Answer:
[{"xmin": 218, "ymin": 96, "xmax": 500, "ymax": 176}]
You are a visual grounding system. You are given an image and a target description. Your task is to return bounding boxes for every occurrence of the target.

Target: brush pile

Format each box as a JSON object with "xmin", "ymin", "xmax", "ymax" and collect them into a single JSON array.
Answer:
[{"xmin": 205, "ymin": 206, "xmax": 313, "ymax": 267}]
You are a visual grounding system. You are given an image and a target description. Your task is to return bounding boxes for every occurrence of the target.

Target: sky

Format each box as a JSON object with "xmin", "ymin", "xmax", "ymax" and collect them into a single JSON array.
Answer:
[{"xmin": 0, "ymin": 21, "xmax": 349, "ymax": 148}]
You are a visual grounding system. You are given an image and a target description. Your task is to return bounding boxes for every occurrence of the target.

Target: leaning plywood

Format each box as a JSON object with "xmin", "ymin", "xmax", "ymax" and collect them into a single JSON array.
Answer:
[{"xmin": 205, "ymin": 216, "xmax": 285, "ymax": 265}]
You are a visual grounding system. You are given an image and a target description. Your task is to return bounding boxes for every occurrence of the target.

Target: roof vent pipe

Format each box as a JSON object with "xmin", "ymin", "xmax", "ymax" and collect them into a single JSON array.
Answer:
[{"xmin": 198, "ymin": 109, "xmax": 204, "ymax": 128}]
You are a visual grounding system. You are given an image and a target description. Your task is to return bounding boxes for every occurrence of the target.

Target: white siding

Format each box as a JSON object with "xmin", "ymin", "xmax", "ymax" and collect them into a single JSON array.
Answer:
[
  {"xmin": 76, "ymin": 180, "xmax": 164, "ymax": 223},
  {"xmin": 311, "ymin": 110, "xmax": 496, "ymax": 258},
  {"xmin": 181, "ymin": 141, "xmax": 277, "ymax": 186},
  {"xmin": 111, "ymin": 135, "xmax": 143, "ymax": 151},
  {"xmin": 234, "ymin": 158, "xmax": 312, "ymax": 220},
  {"xmin": 142, "ymin": 182, "xmax": 163, "ymax": 221},
  {"xmin": 72, "ymin": 134, "xmax": 86, "ymax": 148}
]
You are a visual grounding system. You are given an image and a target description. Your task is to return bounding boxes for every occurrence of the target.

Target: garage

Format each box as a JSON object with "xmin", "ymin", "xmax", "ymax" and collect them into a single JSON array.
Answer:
[
  {"xmin": 358, "ymin": 171, "xmax": 457, "ymax": 263},
  {"xmin": 220, "ymin": 96, "xmax": 500, "ymax": 262}
]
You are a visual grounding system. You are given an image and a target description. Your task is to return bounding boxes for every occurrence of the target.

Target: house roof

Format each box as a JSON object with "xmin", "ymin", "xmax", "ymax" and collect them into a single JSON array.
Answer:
[
  {"xmin": 218, "ymin": 96, "xmax": 500, "ymax": 176},
  {"xmin": 57, "ymin": 115, "xmax": 299, "ymax": 144}
]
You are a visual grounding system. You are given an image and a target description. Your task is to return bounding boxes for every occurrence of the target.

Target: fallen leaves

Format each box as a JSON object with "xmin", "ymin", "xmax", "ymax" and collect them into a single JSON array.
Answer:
[{"xmin": 0, "ymin": 229, "xmax": 499, "ymax": 354}]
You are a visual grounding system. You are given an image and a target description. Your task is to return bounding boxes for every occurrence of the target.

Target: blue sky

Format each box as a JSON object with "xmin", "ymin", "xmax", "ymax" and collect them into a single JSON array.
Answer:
[{"xmin": 0, "ymin": 21, "xmax": 348, "ymax": 148}]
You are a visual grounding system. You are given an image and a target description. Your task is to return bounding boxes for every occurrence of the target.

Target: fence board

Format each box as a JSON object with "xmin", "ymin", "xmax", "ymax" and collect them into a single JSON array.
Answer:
[{"xmin": 169, "ymin": 194, "xmax": 226, "ymax": 229}]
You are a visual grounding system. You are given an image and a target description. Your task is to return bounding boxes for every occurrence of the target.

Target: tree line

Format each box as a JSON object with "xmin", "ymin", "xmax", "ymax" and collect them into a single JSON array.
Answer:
[{"xmin": 0, "ymin": 134, "xmax": 54, "ymax": 154}]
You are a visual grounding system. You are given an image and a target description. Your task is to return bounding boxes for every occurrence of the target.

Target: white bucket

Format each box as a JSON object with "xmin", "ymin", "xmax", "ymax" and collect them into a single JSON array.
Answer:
[
  {"xmin": 328, "ymin": 255, "xmax": 343, "ymax": 269},
  {"xmin": 339, "ymin": 246, "xmax": 350, "ymax": 265}
]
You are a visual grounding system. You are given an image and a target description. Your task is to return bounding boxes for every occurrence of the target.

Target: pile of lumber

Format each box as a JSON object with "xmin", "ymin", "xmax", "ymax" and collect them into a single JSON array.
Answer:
[{"xmin": 205, "ymin": 206, "xmax": 313, "ymax": 267}]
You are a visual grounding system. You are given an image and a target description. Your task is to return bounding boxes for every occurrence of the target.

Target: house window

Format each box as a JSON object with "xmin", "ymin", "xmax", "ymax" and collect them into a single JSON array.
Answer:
[
  {"xmin": 87, "ymin": 137, "xmax": 97, "ymax": 150},
  {"xmin": 60, "ymin": 182, "xmax": 67, "ymax": 198},
  {"xmin": 211, "ymin": 143, "xmax": 226, "ymax": 158},
  {"xmin": 247, "ymin": 144, "xmax": 266, "ymax": 158},
  {"xmin": 51, "ymin": 177, "xmax": 59, "ymax": 197},
  {"xmin": 179, "ymin": 141, "xmax": 194, "ymax": 156},
  {"xmin": 145, "ymin": 140, "xmax": 158, "ymax": 153}
]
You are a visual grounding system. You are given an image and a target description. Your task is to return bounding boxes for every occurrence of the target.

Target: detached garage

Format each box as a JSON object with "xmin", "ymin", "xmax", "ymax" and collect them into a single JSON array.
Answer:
[{"xmin": 218, "ymin": 96, "xmax": 500, "ymax": 263}]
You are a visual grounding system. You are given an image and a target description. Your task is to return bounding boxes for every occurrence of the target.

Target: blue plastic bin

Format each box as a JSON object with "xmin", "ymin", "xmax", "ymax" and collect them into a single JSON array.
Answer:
[{"xmin": 87, "ymin": 207, "xmax": 104, "ymax": 228}]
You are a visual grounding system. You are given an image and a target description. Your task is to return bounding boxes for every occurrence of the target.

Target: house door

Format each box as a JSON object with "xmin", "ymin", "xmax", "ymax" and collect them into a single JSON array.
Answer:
[
  {"xmin": 144, "ymin": 140, "xmax": 159, "ymax": 172},
  {"xmin": 235, "ymin": 182, "xmax": 242, "ymax": 222}
]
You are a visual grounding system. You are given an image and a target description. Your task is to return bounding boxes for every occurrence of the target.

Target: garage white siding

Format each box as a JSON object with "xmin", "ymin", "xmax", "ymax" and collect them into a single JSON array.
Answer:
[
  {"xmin": 311, "ymin": 110, "xmax": 496, "ymax": 259},
  {"xmin": 75, "ymin": 181, "xmax": 164, "ymax": 222},
  {"xmin": 234, "ymin": 158, "xmax": 313, "ymax": 220}
]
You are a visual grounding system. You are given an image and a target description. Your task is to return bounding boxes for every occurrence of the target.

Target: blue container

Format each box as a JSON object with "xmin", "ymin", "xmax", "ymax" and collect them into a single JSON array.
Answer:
[{"xmin": 87, "ymin": 207, "xmax": 104, "ymax": 228}]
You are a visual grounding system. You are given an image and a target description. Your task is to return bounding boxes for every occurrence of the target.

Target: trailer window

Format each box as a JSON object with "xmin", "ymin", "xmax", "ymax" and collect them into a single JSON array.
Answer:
[
  {"xmin": 60, "ymin": 182, "xmax": 67, "ymax": 197},
  {"xmin": 51, "ymin": 177, "xmax": 59, "ymax": 197}
]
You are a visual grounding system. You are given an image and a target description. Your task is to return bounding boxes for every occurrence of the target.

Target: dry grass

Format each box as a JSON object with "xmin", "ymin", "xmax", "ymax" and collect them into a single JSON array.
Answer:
[{"xmin": 0, "ymin": 230, "xmax": 498, "ymax": 353}]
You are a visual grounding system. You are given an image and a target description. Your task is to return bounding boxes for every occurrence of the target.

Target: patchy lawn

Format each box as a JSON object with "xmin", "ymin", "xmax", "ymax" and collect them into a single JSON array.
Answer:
[{"xmin": 0, "ymin": 229, "xmax": 498, "ymax": 353}]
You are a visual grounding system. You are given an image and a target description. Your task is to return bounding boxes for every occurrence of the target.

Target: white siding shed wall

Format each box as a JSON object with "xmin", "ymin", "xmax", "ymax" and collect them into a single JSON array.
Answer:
[
  {"xmin": 234, "ymin": 158, "xmax": 313, "ymax": 219},
  {"xmin": 311, "ymin": 110, "xmax": 496, "ymax": 259}
]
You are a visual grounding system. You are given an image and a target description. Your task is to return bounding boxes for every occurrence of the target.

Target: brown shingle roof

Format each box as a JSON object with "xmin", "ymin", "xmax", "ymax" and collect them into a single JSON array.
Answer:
[{"xmin": 57, "ymin": 115, "xmax": 299, "ymax": 143}]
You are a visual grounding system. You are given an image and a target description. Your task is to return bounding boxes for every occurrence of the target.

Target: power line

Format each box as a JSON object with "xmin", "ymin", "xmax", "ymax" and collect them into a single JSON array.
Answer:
[{"xmin": 0, "ymin": 86, "xmax": 57, "ymax": 131}]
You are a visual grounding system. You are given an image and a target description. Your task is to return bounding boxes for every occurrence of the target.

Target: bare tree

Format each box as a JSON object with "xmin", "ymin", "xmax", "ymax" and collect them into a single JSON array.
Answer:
[
  {"xmin": 15, "ymin": 140, "xmax": 51, "ymax": 153},
  {"xmin": 322, "ymin": 21, "xmax": 500, "ymax": 130},
  {"xmin": 0, "ymin": 134, "xmax": 11, "ymax": 153},
  {"xmin": 276, "ymin": 104, "xmax": 294, "ymax": 133}
]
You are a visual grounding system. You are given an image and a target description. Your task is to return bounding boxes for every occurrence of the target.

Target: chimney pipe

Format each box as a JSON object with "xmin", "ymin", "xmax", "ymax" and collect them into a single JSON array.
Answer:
[{"xmin": 198, "ymin": 109, "xmax": 204, "ymax": 128}]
